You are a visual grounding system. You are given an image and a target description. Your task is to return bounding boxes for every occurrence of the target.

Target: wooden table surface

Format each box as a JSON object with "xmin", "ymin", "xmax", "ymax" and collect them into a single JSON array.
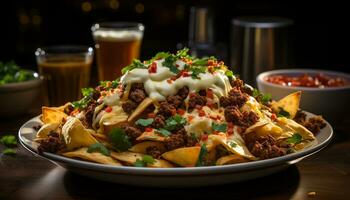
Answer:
[{"xmin": 1, "ymin": 112, "xmax": 349, "ymax": 200}]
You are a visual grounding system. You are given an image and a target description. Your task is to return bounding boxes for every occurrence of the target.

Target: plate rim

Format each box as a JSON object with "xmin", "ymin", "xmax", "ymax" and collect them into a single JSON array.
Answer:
[{"xmin": 18, "ymin": 112, "xmax": 333, "ymax": 176}]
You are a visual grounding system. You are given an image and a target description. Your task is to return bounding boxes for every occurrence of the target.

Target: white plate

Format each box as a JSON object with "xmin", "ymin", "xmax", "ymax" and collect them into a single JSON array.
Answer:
[{"xmin": 18, "ymin": 112, "xmax": 333, "ymax": 187}]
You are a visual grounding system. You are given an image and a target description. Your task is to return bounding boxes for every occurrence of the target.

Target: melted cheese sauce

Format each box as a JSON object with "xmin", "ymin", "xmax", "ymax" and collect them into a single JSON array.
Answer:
[{"xmin": 120, "ymin": 59, "xmax": 232, "ymax": 101}]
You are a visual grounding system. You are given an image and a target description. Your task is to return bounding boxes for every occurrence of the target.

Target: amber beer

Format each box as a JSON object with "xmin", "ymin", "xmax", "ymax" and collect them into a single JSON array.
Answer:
[
  {"xmin": 36, "ymin": 46, "xmax": 93, "ymax": 106},
  {"xmin": 92, "ymin": 22, "xmax": 144, "ymax": 81}
]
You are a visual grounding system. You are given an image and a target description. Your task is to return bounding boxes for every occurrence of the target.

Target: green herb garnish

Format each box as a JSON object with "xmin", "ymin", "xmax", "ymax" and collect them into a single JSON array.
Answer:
[
  {"xmin": 156, "ymin": 128, "xmax": 171, "ymax": 137},
  {"xmin": 134, "ymin": 155, "xmax": 156, "ymax": 167},
  {"xmin": 277, "ymin": 107, "xmax": 291, "ymax": 118},
  {"xmin": 121, "ymin": 59, "xmax": 147, "ymax": 74},
  {"xmin": 0, "ymin": 135, "xmax": 17, "ymax": 147},
  {"xmin": 109, "ymin": 128, "xmax": 131, "ymax": 151},
  {"xmin": 190, "ymin": 66, "xmax": 207, "ymax": 79},
  {"xmin": 87, "ymin": 143, "xmax": 110, "ymax": 156},
  {"xmin": 286, "ymin": 133, "xmax": 302, "ymax": 144},
  {"xmin": 196, "ymin": 143, "xmax": 208, "ymax": 167},
  {"xmin": 212, "ymin": 122, "xmax": 227, "ymax": 132},
  {"xmin": 2, "ymin": 148, "xmax": 16, "ymax": 156},
  {"xmin": 229, "ymin": 141, "xmax": 237, "ymax": 148},
  {"xmin": 225, "ymin": 70, "xmax": 234, "ymax": 78},
  {"xmin": 252, "ymin": 89, "xmax": 272, "ymax": 104},
  {"xmin": 135, "ymin": 118, "xmax": 154, "ymax": 127},
  {"xmin": 72, "ymin": 87, "xmax": 95, "ymax": 109},
  {"xmin": 164, "ymin": 114, "xmax": 187, "ymax": 131},
  {"xmin": 0, "ymin": 61, "xmax": 35, "ymax": 85}
]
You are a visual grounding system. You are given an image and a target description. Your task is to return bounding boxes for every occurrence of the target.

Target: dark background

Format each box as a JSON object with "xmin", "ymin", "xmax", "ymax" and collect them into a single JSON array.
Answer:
[{"xmin": 0, "ymin": 0, "xmax": 349, "ymax": 74}]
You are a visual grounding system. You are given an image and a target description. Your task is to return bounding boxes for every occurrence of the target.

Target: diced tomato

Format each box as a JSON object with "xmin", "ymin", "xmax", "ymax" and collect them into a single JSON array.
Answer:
[
  {"xmin": 167, "ymin": 79, "xmax": 173, "ymax": 84},
  {"xmin": 189, "ymin": 92, "xmax": 196, "ymax": 98},
  {"xmin": 198, "ymin": 109, "xmax": 206, "ymax": 117},
  {"xmin": 145, "ymin": 127, "xmax": 153, "ymax": 132},
  {"xmin": 147, "ymin": 113, "xmax": 156, "ymax": 118},
  {"xmin": 195, "ymin": 143, "xmax": 200, "ymax": 147},
  {"xmin": 206, "ymin": 89, "xmax": 214, "ymax": 99},
  {"xmin": 177, "ymin": 108, "xmax": 185, "ymax": 115},
  {"xmin": 271, "ymin": 113, "xmax": 277, "ymax": 121},
  {"xmin": 148, "ymin": 62, "xmax": 157, "ymax": 73},
  {"xmin": 180, "ymin": 70, "xmax": 190, "ymax": 77},
  {"xmin": 105, "ymin": 106, "xmax": 113, "ymax": 113},
  {"xmin": 188, "ymin": 115, "xmax": 194, "ymax": 122},
  {"xmin": 201, "ymin": 134, "xmax": 208, "ymax": 141},
  {"xmin": 208, "ymin": 60, "xmax": 215, "ymax": 66}
]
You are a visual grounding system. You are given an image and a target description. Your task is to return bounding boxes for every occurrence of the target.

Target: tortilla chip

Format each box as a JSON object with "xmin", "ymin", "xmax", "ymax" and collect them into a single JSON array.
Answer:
[
  {"xmin": 136, "ymin": 130, "xmax": 165, "ymax": 142},
  {"xmin": 129, "ymin": 141, "xmax": 165, "ymax": 154},
  {"xmin": 161, "ymin": 147, "xmax": 201, "ymax": 167},
  {"xmin": 209, "ymin": 133, "xmax": 256, "ymax": 160},
  {"xmin": 277, "ymin": 117, "xmax": 316, "ymax": 141},
  {"xmin": 271, "ymin": 91, "xmax": 301, "ymax": 119},
  {"xmin": 62, "ymin": 117, "xmax": 98, "ymax": 150},
  {"xmin": 254, "ymin": 122, "xmax": 284, "ymax": 138},
  {"xmin": 36, "ymin": 123, "xmax": 60, "ymax": 139},
  {"xmin": 244, "ymin": 119, "xmax": 270, "ymax": 134},
  {"xmin": 128, "ymin": 97, "xmax": 154, "ymax": 122},
  {"xmin": 62, "ymin": 147, "xmax": 121, "ymax": 165},
  {"xmin": 110, "ymin": 151, "xmax": 174, "ymax": 168},
  {"xmin": 100, "ymin": 106, "xmax": 128, "ymax": 133},
  {"xmin": 121, "ymin": 84, "xmax": 131, "ymax": 101},
  {"xmin": 216, "ymin": 154, "xmax": 248, "ymax": 165},
  {"xmin": 41, "ymin": 106, "xmax": 68, "ymax": 124}
]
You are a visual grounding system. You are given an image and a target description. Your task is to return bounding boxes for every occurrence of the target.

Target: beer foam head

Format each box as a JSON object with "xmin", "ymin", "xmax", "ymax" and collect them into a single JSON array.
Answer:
[{"xmin": 93, "ymin": 30, "xmax": 143, "ymax": 42}]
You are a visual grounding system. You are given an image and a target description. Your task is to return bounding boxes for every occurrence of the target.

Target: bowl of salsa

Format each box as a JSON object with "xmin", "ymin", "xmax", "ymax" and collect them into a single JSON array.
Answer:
[{"xmin": 257, "ymin": 69, "xmax": 350, "ymax": 122}]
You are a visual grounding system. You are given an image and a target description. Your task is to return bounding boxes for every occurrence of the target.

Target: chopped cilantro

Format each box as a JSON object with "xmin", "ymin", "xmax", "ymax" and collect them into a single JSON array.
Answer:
[
  {"xmin": 176, "ymin": 48, "xmax": 190, "ymax": 58},
  {"xmin": 164, "ymin": 114, "xmax": 187, "ymax": 131},
  {"xmin": 135, "ymin": 118, "xmax": 154, "ymax": 126},
  {"xmin": 134, "ymin": 159, "xmax": 145, "ymax": 167},
  {"xmin": 229, "ymin": 141, "xmax": 237, "ymax": 148},
  {"xmin": 225, "ymin": 70, "xmax": 234, "ymax": 78},
  {"xmin": 0, "ymin": 135, "xmax": 17, "ymax": 147},
  {"xmin": 121, "ymin": 59, "xmax": 147, "ymax": 74},
  {"xmin": 196, "ymin": 143, "xmax": 208, "ymax": 167},
  {"xmin": 286, "ymin": 133, "xmax": 302, "ymax": 144},
  {"xmin": 87, "ymin": 143, "xmax": 110, "ymax": 156},
  {"xmin": 277, "ymin": 107, "xmax": 291, "ymax": 118},
  {"xmin": 134, "ymin": 155, "xmax": 155, "ymax": 167},
  {"xmin": 212, "ymin": 122, "xmax": 227, "ymax": 132},
  {"xmin": 2, "ymin": 148, "xmax": 16, "ymax": 156},
  {"xmin": 109, "ymin": 128, "xmax": 131, "ymax": 151},
  {"xmin": 252, "ymin": 89, "xmax": 272, "ymax": 105},
  {"xmin": 192, "ymin": 58, "xmax": 208, "ymax": 66},
  {"xmin": 156, "ymin": 128, "xmax": 171, "ymax": 137},
  {"xmin": 190, "ymin": 66, "xmax": 207, "ymax": 79},
  {"xmin": 163, "ymin": 55, "xmax": 180, "ymax": 74},
  {"xmin": 72, "ymin": 87, "xmax": 95, "ymax": 109}
]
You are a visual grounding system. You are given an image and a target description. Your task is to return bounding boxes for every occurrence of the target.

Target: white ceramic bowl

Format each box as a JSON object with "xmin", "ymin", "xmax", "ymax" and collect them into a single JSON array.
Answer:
[
  {"xmin": 257, "ymin": 69, "xmax": 350, "ymax": 122},
  {"xmin": 0, "ymin": 71, "xmax": 42, "ymax": 117}
]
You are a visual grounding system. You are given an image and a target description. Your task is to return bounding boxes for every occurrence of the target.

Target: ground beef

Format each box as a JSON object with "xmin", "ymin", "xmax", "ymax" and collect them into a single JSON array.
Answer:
[
  {"xmin": 241, "ymin": 111, "xmax": 259, "ymax": 128},
  {"xmin": 164, "ymin": 128, "xmax": 196, "ymax": 151},
  {"xmin": 158, "ymin": 101, "xmax": 176, "ymax": 118},
  {"xmin": 129, "ymin": 89, "xmax": 146, "ymax": 103},
  {"xmin": 37, "ymin": 131, "xmax": 63, "ymax": 154},
  {"xmin": 131, "ymin": 83, "xmax": 144, "ymax": 90},
  {"xmin": 188, "ymin": 93, "xmax": 207, "ymax": 110},
  {"xmin": 294, "ymin": 110, "xmax": 307, "ymax": 124},
  {"xmin": 224, "ymin": 106, "xmax": 242, "ymax": 124},
  {"xmin": 294, "ymin": 111, "xmax": 326, "ymax": 134},
  {"xmin": 152, "ymin": 115, "xmax": 166, "ymax": 129},
  {"xmin": 303, "ymin": 116, "xmax": 326, "ymax": 134},
  {"xmin": 64, "ymin": 104, "xmax": 74, "ymax": 115},
  {"xmin": 230, "ymin": 79, "xmax": 253, "ymax": 95},
  {"xmin": 224, "ymin": 106, "xmax": 259, "ymax": 128},
  {"xmin": 146, "ymin": 146, "xmax": 163, "ymax": 159},
  {"xmin": 246, "ymin": 135, "xmax": 287, "ymax": 159},
  {"xmin": 121, "ymin": 124, "xmax": 142, "ymax": 141},
  {"xmin": 166, "ymin": 95, "xmax": 183, "ymax": 108},
  {"xmin": 83, "ymin": 102, "xmax": 97, "ymax": 128},
  {"xmin": 220, "ymin": 88, "xmax": 248, "ymax": 108},
  {"xmin": 177, "ymin": 86, "xmax": 189, "ymax": 99},
  {"xmin": 122, "ymin": 101, "xmax": 138, "ymax": 114},
  {"xmin": 92, "ymin": 90, "xmax": 101, "ymax": 101}
]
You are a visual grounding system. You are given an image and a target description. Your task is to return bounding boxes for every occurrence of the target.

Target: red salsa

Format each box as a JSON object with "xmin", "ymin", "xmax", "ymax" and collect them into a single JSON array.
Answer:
[{"xmin": 265, "ymin": 73, "xmax": 348, "ymax": 88}]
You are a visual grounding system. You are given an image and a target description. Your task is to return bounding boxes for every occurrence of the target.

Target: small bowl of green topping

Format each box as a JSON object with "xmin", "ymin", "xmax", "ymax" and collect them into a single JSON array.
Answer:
[{"xmin": 0, "ymin": 61, "xmax": 42, "ymax": 116}]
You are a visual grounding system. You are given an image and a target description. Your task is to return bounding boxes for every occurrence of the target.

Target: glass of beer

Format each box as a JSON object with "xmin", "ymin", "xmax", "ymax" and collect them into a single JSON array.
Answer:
[
  {"xmin": 35, "ymin": 46, "xmax": 94, "ymax": 106},
  {"xmin": 91, "ymin": 22, "xmax": 144, "ymax": 81}
]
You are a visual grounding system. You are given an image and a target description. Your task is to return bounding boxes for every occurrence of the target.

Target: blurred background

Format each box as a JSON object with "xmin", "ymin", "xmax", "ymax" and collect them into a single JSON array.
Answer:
[{"xmin": 0, "ymin": 0, "xmax": 348, "ymax": 73}]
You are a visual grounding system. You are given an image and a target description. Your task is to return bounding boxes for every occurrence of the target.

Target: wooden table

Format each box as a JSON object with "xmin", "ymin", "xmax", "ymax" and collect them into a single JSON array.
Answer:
[{"xmin": 1, "ymin": 112, "xmax": 349, "ymax": 200}]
